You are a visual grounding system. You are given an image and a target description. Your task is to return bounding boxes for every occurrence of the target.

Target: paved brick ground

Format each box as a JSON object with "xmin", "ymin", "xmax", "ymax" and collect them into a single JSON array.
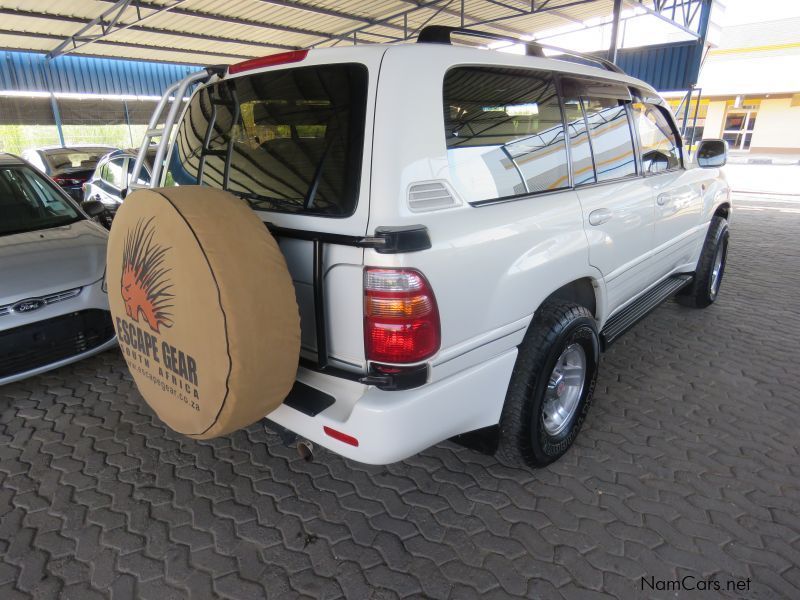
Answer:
[{"xmin": 1, "ymin": 200, "xmax": 799, "ymax": 599}]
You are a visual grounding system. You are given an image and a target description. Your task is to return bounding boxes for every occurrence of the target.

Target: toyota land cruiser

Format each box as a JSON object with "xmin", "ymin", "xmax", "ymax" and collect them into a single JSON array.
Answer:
[{"xmin": 126, "ymin": 26, "xmax": 731, "ymax": 468}]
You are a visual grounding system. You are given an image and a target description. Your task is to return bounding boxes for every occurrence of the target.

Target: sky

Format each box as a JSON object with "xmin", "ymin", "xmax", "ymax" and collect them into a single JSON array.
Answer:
[{"xmin": 720, "ymin": 0, "xmax": 800, "ymax": 26}]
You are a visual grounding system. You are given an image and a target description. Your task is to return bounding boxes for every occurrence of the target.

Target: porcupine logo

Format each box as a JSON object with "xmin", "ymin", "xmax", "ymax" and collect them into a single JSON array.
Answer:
[{"xmin": 120, "ymin": 217, "xmax": 174, "ymax": 333}]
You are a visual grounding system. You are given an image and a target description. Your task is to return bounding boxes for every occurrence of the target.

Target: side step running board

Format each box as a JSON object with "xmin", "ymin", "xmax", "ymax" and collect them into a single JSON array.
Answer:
[{"xmin": 600, "ymin": 274, "xmax": 693, "ymax": 349}]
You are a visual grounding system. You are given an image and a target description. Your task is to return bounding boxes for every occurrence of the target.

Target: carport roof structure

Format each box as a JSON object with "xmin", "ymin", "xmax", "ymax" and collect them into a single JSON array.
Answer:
[{"xmin": 0, "ymin": 0, "xmax": 705, "ymax": 65}]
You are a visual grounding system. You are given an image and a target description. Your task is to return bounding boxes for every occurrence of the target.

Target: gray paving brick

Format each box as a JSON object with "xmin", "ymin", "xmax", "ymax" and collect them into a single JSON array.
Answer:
[{"xmin": 1, "ymin": 206, "xmax": 800, "ymax": 598}]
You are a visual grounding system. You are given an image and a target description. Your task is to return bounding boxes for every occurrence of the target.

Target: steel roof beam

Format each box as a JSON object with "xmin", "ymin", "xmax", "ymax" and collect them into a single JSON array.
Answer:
[
  {"xmin": 1, "ymin": 28, "xmax": 258, "ymax": 62},
  {"xmin": 310, "ymin": 0, "xmax": 455, "ymax": 47},
  {"xmin": 48, "ymin": 0, "xmax": 193, "ymax": 59},
  {"xmin": 251, "ymin": 0, "xmax": 406, "ymax": 32},
  {"xmin": 0, "ymin": 8, "xmax": 300, "ymax": 52},
  {"xmin": 625, "ymin": 0, "xmax": 701, "ymax": 38},
  {"xmin": 92, "ymin": 0, "xmax": 405, "ymax": 44},
  {"xmin": 395, "ymin": 0, "xmax": 531, "ymax": 35},
  {"xmin": 311, "ymin": 0, "xmax": 597, "ymax": 48}
]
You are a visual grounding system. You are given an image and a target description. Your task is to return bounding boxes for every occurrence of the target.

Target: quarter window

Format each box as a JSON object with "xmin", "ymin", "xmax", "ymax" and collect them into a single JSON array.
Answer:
[
  {"xmin": 127, "ymin": 158, "xmax": 151, "ymax": 185},
  {"xmin": 633, "ymin": 102, "xmax": 682, "ymax": 173},
  {"xmin": 443, "ymin": 66, "xmax": 569, "ymax": 203},
  {"xmin": 101, "ymin": 160, "xmax": 126, "ymax": 188},
  {"xmin": 580, "ymin": 97, "xmax": 637, "ymax": 182}
]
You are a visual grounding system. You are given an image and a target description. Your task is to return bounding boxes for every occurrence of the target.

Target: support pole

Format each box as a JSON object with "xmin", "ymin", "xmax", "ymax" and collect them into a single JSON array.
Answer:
[
  {"xmin": 50, "ymin": 94, "xmax": 65, "ymax": 148},
  {"xmin": 681, "ymin": 85, "xmax": 694, "ymax": 138},
  {"xmin": 688, "ymin": 88, "xmax": 702, "ymax": 152},
  {"xmin": 608, "ymin": 0, "xmax": 623, "ymax": 64},
  {"xmin": 123, "ymin": 99, "xmax": 134, "ymax": 147}
]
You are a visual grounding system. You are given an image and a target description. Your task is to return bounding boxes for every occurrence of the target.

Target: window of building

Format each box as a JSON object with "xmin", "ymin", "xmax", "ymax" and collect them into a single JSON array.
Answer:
[
  {"xmin": 722, "ymin": 108, "xmax": 757, "ymax": 151},
  {"xmin": 443, "ymin": 66, "xmax": 569, "ymax": 203},
  {"xmin": 632, "ymin": 102, "xmax": 682, "ymax": 173}
]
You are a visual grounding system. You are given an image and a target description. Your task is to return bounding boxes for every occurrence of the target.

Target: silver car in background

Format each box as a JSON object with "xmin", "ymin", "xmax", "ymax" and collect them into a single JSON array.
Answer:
[{"xmin": 0, "ymin": 153, "xmax": 116, "ymax": 385}]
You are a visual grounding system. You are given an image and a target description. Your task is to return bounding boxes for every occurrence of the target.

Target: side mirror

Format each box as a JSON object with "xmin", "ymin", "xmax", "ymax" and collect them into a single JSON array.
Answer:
[
  {"xmin": 696, "ymin": 139, "xmax": 727, "ymax": 168},
  {"xmin": 81, "ymin": 200, "xmax": 106, "ymax": 218},
  {"xmin": 120, "ymin": 187, "xmax": 129, "ymax": 200}
]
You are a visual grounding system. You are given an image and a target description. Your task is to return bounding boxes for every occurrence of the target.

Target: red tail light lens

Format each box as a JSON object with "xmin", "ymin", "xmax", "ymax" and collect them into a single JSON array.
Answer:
[
  {"xmin": 53, "ymin": 176, "xmax": 82, "ymax": 186},
  {"xmin": 228, "ymin": 49, "xmax": 308, "ymax": 75},
  {"xmin": 323, "ymin": 426, "xmax": 359, "ymax": 447},
  {"xmin": 364, "ymin": 268, "xmax": 440, "ymax": 364}
]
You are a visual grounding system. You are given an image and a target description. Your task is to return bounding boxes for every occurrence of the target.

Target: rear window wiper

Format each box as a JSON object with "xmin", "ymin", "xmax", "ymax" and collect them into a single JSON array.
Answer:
[{"xmin": 229, "ymin": 190, "xmax": 302, "ymax": 212}]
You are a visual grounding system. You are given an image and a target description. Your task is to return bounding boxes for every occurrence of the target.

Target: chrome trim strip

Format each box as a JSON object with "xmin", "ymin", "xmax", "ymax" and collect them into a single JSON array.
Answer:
[{"xmin": 0, "ymin": 286, "xmax": 82, "ymax": 317}]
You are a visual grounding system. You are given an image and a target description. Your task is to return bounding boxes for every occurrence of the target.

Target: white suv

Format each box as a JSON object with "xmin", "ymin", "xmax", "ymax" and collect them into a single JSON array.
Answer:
[{"xmin": 136, "ymin": 27, "xmax": 731, "ymax": 468}]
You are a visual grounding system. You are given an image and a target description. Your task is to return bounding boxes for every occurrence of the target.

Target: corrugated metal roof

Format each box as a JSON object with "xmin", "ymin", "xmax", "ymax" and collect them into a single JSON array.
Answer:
[
  {"xmin": 0, "ymin": 0, "xmax": 710, "ymax": 97},
  {"xmin": 0, "ymin": 50, "xmax": 200, "ymax": 95},
  {"xmin": 612, "ymin": 41, "xmax": 703, "ymax": 91},
  {"xmin": 0, "ymin": 0, "xmax": 619, "ymax": 65}
]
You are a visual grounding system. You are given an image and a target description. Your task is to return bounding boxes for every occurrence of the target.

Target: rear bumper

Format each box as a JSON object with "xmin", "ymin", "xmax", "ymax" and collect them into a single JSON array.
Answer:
[{"xmin": 266, "ymin": 348, "xmax": 517, "ymax": 464}]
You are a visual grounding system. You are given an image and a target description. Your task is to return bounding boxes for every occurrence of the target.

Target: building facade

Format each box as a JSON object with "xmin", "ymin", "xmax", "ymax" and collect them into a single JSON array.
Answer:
[{"xmin": 687, "ymin": 15, "xmax": 800, "ymax": 153}]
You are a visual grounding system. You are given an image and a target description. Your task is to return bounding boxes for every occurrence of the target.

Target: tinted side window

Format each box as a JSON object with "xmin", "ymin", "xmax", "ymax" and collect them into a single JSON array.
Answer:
[
  {"xmin": 633, "ymin": 102, "xmax": 682, "ymax": 173},
  {"xmin": 127, "ymin": 158, "xmax": 151, "ymax": 185},
  {"xmin": 443, "ymin": 66, "xmax": 569, "ymax": 203},
  {"xmin": 581, "ymin": 97, "xmax": 637, "ymax": 182},
  {"xmin": 106, "ymin": 159, "xmax": 126, "ymax": 189}
]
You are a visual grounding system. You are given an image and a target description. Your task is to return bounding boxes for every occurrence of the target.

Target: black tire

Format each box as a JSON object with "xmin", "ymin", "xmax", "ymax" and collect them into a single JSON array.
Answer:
[
  {"xmin": 496, "ymin": 302, "xmax": 599, "ymax": 468},
  {"xmin": 677, "ymin": 216, "xmax": 729, "ymax": 309}
]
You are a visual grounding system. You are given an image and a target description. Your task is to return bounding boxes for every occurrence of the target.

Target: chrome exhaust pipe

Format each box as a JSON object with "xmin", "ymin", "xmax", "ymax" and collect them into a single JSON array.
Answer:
[{"xmin": 297, "ymin": 439, "xmax": 314, "ymax": 462}]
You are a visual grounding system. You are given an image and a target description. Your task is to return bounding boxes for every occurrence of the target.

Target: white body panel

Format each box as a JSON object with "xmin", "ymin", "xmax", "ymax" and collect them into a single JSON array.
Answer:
[
  {"xmin": 162, "ymin": 43, "xmax": 730, "ymax": 464},
  {"xmin": 576, "ymin": 179, "xmax": 655, "ymax": 315}
]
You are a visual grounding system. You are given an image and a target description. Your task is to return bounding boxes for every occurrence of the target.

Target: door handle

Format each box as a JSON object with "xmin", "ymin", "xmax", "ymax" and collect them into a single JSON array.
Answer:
[
  {"xmin": 656, "ymin": 193, "xmax": 669, "ymax": 206},
  {"xmin": 588, "ymin": 208, "xmax": 612, "ymax": 226}
]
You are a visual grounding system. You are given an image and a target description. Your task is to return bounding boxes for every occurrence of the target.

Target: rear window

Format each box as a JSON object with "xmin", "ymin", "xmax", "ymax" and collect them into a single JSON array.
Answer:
[
  {"xmin": 443, "ymin": 66, "xmax": 569, "ymax": 204},
  {"xmin": 44, "ymin": 148, "xmax": 111, "ymax": 172},
  {"xmin": 167, "ymin": 63, "xmax": 368, "ymax": 217}
]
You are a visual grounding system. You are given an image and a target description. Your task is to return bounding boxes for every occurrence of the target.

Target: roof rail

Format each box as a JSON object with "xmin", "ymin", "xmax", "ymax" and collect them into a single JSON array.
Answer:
[{"xmin": 416, "ymin": 25, "xmax": 626, "ymax": 75}]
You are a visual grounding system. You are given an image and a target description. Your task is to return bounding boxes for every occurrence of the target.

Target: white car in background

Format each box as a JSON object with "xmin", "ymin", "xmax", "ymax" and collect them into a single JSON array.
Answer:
[
  {"xmin": 0, "ymin": 153, "xmax": 116, "ymax": 385},
  {"xmin": 83, "ymin": 147, "xmax": 158, "ymax": 227},
  {"xmin": 22, "ymin": 145, "xmax": 118, "ymax": 201}
]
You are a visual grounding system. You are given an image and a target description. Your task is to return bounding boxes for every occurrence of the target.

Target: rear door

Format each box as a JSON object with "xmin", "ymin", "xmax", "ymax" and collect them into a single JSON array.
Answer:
[
  {"xmin": 164, "ymin": 49, "xmax": 383, "ymax": 373},
  {"xmin": 563, "ymin": 78, "xmax": 657, "ymax": 315},
  {"xmin": 631, "ymin": 100, "xmax": 704, "ymax": 278}
]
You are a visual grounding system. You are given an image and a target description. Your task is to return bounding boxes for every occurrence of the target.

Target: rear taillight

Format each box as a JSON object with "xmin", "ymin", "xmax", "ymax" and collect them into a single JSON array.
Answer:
[
  {"xmin": 228, "ymin": 49, "xmax": 308, "ymax": 75},
  {"xmin": 53, "ymin": 176, "xmax": 76, "ymax": 186},
  {"xmin": 364, "ymin": 268, "xmax": 440, "ymax": 364}
]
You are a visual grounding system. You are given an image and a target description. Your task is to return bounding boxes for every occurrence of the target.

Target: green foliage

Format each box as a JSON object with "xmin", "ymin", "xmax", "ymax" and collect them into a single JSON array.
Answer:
[{"xmin": 0, "ymin": 124, "xmax": 148, "ymax": 155}]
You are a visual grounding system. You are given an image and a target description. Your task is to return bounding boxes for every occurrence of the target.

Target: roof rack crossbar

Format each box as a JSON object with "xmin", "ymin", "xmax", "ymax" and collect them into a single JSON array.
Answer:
[{"xmin": 416, "ymin": 25, "xmax": 626, "ymax": 75}]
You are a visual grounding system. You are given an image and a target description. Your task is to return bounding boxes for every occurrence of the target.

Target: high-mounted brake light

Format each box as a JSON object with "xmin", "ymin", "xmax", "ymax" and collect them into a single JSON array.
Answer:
[
  {"xmin": 364, "ymin": 268, "xmax": 441, "ymax": 364},
  {"xmin": 228, "ymin": 49, "xmax": 309, "ymax": 75}
]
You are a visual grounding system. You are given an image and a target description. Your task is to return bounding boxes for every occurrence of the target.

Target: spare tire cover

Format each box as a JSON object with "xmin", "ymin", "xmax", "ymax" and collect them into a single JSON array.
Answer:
[{"xmin": 106, "ymin": 186, "xmax": 300, "ymax": 439}]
